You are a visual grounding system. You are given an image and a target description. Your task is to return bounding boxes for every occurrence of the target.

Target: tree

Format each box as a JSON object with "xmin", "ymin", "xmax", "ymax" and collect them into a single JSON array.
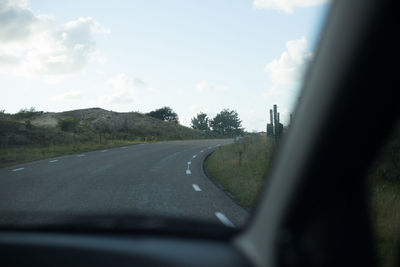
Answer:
[
  {"xmin": 191, "ymin": 112, "xmax": 210, "ymax": 131},
  {"xmin": 146, "ymin": 106, "xmax": 179, "ymax": 123},
  {"xmin": 210, "ymin": 109, "xmax": 244, "ymax": 137}
]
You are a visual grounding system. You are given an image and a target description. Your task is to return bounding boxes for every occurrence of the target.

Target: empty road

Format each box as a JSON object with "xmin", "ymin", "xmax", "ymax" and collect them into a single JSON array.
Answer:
[{"xmin": 0, "ymin": 139, "xmax": 248, "ymax": 227}]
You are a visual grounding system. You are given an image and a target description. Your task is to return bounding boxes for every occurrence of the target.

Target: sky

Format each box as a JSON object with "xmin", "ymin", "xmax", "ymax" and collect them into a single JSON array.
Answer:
[{"xmin": 0, "ymin": 0, "xmax": 331, "ymax": 131}]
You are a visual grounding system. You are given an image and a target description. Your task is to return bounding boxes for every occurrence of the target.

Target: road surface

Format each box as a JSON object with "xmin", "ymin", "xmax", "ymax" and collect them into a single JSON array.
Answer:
[{"xmin": 0, "ymin": 139, "xmax": 248, "ymax": 227}]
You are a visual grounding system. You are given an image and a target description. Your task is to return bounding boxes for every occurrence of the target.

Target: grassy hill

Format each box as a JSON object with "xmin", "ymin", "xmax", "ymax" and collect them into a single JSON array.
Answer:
[
  {"xmin": 0, "ymin": 108, "xmax": 206, "ymax": 167},
  {"xmin": 1, "ymin": 108, "xmax": 205, "ymax": 144}
]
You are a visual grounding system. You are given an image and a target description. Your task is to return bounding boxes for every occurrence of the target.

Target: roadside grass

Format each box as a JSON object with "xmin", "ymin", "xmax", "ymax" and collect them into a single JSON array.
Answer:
[
  {"xmin": 370, "ymin": 177, "xmax": 400, "ymax": 267},
  {"xmin": 205, "ymin": 133, "xmax": 399, "ymax": 267},
  {"xmin": 368, "ymin": 125, "xmax": 400, "ymax": 267},
  {"xmin": 0, "ymin": 140, "xmax": 142, "ymax": 168},
  {"xmin": 205, "ymin": 135, "xmax": 275, "ymax": 207}
]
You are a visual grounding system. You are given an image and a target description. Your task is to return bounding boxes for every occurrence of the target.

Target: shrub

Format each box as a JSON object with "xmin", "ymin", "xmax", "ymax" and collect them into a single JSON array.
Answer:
[
  {"xmin": 25, "ymin": 120, "xmax": 32, "ymax": 129},
  {"xmin": 13, "ymin": 107, "xmax": 43, "ymax": 120},
  {"xmin": 58, "ymin": 117, "xmax": 79, "ymax": 132}
]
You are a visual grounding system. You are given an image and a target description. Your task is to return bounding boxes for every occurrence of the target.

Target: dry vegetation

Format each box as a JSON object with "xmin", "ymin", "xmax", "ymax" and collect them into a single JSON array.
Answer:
[
  {"xmin": 205, "ymin": 135, "xmax": 275, "ymax": 207},
  {"xmin": 370, "ymin": 177, "xmax": 400, "ymax": 267},
  {"xmin": 0, "ymin": 140, "xmax": 139, "ymax": 168},
  {"xmin": 368, "ymin": 124, "xmax": 400, "ymax": 267},
  {"xmin": 0, "ymin": 108, "xmax": 206, "ymax": 167},
  {"xmin": 206, "ymin": 130, "xmax": 399, "ymax": 267}
]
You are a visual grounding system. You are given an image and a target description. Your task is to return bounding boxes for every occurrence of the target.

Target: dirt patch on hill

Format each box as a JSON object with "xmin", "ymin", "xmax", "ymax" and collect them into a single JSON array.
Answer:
[{"xmin": 31, "ymin": 113, "xmax": 58, "ymax": 128}]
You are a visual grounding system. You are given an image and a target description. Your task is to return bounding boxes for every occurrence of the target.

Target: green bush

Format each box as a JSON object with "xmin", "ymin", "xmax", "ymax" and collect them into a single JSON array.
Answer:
[
  {"xmin": 58, "ymin": 117, "xmax": 79, "ymax": 132},
  {"xmin": 12, "ymin": 107, "xmax": 43, "ymax": 120}
]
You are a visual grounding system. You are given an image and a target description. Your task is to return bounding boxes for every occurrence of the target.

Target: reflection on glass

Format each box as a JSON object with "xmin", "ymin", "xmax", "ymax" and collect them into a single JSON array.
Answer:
[{"xmin": 0, "ymin": 0, "xmax": 330, "ymax": 228}]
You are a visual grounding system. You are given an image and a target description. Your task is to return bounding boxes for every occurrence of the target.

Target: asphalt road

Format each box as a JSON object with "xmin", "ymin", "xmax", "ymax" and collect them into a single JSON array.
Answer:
[{"xmin": 0, "ymin": 139, "xmax": 248, "ymax": 227}]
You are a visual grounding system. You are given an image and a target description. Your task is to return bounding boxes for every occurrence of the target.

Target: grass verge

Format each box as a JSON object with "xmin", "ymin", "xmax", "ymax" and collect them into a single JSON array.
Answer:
[
  {"xmin": 204, "ymin": 135, "xmax": 275, "ymax": 207},
  {"xmin": 0, "ymin": 140, "xmax": 143, "ymax": 168},
  {"xmin": 205, "ymin": 134, "xmax": 399, "ymax": 267},
  {"xmin": 370, "ymin": 176, "xmax": 400, "ymax": 267}
]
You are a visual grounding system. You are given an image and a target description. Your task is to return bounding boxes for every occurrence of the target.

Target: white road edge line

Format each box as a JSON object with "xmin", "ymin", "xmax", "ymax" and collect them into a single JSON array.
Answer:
[
  {"xmin": 192, "ymin": 184, "xmax": 202, "ymax": 192},
  {"xmin": 49, "ymin": 160, "xmax": 58, "ymax": 163},
  {"xmin": 12, "ymin": 167, "xmax": 24, "ymax": 172},
  {"xmin": 215, "ymin": 212, "xmax": 235, "ymax": 228}
]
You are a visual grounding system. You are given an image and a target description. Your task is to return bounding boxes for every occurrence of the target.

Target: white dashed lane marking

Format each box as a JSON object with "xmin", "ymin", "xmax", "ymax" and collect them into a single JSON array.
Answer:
[
  {"xmin": 186, "ymin": 160, "xmax": 192, "ymax": 175},
  {"xmin": 192, "ymin": 184, "xmax": 202, "ymax": 192},
  {"xmin": 49, "ymin": 160, "xmax": 58, "ymax": 163},
  {"xmin": 77, "ymin": 154, "xmax": 85, "ymax": 157},
  {"xmin": 12, "ymin": 167, "xmax": 24, "ymax": 172},
  {"xmin": 100, "ymin": 150, "xmax": 107, "ymax": 152},
  {"xmin": 215, "ymin": 212, "xmax": 235, "ymax": 228}
]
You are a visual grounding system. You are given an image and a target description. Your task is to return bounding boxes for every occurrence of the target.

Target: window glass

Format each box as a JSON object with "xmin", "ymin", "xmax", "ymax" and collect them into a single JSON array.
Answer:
[{"xmin": 0, "ymin": 0, "xmax": 330, "ymax": 229}]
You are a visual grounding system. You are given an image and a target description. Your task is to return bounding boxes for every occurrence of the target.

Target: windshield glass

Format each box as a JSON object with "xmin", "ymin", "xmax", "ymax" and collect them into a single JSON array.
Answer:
[{"xmin": 0, "ymin": 0, "xmax": 330, "ymax": 229}]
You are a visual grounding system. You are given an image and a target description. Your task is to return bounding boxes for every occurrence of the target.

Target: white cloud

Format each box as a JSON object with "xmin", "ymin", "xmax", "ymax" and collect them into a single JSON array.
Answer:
[
  {"xmin": 1, "ymin": 0, "xmax": 28, "ymax": 8},
  {"xmin": 95, "ymin": 74, "xmax": 146, "ymax": 105},
  {"xmin": 0, "ymin": 0, "xmax": 36, "ymax": 44},
  {"xmin": 264, "ymin": 37, "xmax": 312, "ymax": 97},
  {"xmin": 52, "ymin": 90, "xmax": 82, "ymax": 100},
  {"xmin": 195, "ymin": 81, "xmax": 211, "ymax": 93},
  {"xmin": 253, "ymin": 0, "xmax": 328, "ymax": 14},
  {"xmin": 195, "ymin": 81, "xmax": 230, "ymax": 93},
  {"xmin": 0, "ymin": 0, "xmax": 109, "ymax": 79}
]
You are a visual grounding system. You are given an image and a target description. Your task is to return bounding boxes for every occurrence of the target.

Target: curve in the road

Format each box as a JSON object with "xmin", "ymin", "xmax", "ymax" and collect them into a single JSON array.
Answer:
[{"xmin": 0, "ymin": 140, "xmax": 248, "ymax": 227}]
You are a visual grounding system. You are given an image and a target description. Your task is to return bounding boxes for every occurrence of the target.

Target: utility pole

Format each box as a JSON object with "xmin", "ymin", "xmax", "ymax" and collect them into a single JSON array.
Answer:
[
  {"xmin": 267, "ymin": 104, "xmax": 284, "ymax": 137},
  {"xmin": 273, "ymin": 105, "xmax": 278, "ymax": 136},
  {"xmin": 267, "ymin": 109, "xmax": 273, "ymax": 136}
]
